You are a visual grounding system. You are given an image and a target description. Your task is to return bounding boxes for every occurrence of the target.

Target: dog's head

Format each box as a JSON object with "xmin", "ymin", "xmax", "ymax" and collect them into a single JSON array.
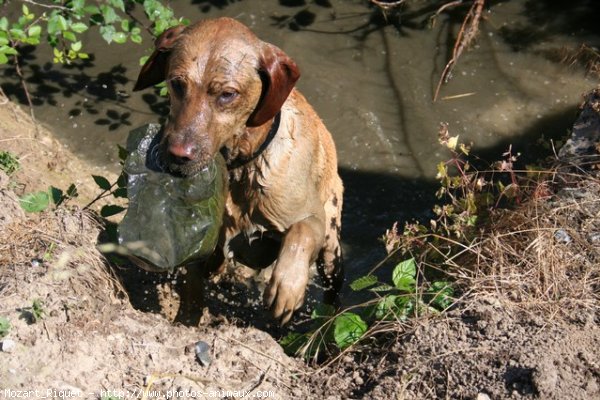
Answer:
[{"xmin": 134, "ymin": 18, "xmax": 300, "ymax": 176}]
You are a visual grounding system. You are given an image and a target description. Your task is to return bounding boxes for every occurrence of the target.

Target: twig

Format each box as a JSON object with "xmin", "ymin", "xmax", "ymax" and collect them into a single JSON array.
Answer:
[
  {"xmin": 369, "ymin": 0, "xmax": 406, "ymax": 10},
  {"xmin": 244, "ymin": 366, "xmax": 270, "ymax": 394},
  {"xmin": 12, "ymin": 52, "xmax": 37, "ymax": 124},
  {"xmin": 431, "ymin": 0, "xmax": 465, "ymax": 24},
  {"xmin": 22, "ymin": 0, "xmax": 70, "ymax": 11},
  {"xmin": 125, "ymin": 8, "xmax": 154, "ymax": 36},
  {"xmin": 218, "ymin": 336, "xmax": 304, "ymax": 374},
  {"xmin": 433, "ymin": 0, "xmax": 486, "ymax": 102}
]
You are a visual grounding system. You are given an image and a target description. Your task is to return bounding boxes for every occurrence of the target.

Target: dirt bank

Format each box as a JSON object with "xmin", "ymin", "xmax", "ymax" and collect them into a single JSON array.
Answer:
[{"xmin": 1, "ymin": 97, "xmax": 599, "ymax": 399}]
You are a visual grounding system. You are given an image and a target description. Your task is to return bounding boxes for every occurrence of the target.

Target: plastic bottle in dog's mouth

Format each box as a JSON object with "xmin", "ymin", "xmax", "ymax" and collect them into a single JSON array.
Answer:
[{"xmin": 116, "ymin": 124, "xmax": 227, "ymax": 273}]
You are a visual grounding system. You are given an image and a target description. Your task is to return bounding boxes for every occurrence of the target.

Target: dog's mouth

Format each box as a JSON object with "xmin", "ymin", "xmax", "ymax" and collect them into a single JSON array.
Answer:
[{"xmin": 165, "ymin": 153, "xmax": 211, "ymax": 177}]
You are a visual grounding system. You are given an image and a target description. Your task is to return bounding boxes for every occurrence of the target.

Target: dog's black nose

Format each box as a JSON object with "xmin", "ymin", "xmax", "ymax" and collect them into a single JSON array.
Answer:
[{"xmin": 169, "ymin": 143, "xmax": 196, "ymax": 164}]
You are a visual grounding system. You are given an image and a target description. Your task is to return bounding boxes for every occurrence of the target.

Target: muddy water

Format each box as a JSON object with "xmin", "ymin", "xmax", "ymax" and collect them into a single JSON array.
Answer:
[{"xmin": 2, "ymin": 0, "xmax": 599, "ymax": 298}]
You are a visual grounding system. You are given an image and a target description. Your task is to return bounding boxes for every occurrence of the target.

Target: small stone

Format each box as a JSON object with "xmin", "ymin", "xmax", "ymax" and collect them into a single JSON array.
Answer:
[
  {"xmin": 554, "ymin": 229, "xmax": 572, "ymax": 244},
  {"xmin": 352, "ymin": 371, "xmax": 364, "ymax": 386},
  {"xmin": 476, "ymin": 393, "xmax": 491, "ymax": 400},
  {"xmin": 195, "ymin": 340, "xmax": 211, "ymax": 367},
  {"xmin": 1, "ymin": 339, "xmax": 16, "ymax": 353}
]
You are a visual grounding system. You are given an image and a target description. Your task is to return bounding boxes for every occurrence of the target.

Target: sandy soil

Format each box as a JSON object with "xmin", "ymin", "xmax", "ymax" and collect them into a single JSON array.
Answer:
[{"xmin": 0, "ymin": 98, "xmax": 599, "ymax": 400}]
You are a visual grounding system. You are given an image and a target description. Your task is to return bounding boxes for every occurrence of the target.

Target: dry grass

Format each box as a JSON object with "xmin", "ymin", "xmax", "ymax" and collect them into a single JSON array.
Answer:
[
  {"xmin": 0, "ymin": 205, "xmax": 124, "ymax": 308},
  {"xmin": 454, "ymin": 173, "xmax": 600, "ymax": 320}
]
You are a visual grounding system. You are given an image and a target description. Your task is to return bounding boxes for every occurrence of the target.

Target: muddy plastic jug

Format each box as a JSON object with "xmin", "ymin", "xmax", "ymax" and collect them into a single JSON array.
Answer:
[{"xmin": 117, "ymin": 124, "xmax": 227, "ymax": 272}]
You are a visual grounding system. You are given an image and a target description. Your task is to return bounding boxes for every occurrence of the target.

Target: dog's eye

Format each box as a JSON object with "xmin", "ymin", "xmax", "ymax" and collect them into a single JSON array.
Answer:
[
  {"xmin": 218, "ymin": 90, "xmax": 238, "ymax": 105},
  {"xmin": 170, "ymin": 79, "xmax": 186, "ymax": 98}
]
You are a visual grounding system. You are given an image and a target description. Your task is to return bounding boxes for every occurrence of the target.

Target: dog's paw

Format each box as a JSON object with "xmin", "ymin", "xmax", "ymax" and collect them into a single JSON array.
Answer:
[{"xmin": 263, "ymin": 265, "xmax": 309, "ymax": 325}]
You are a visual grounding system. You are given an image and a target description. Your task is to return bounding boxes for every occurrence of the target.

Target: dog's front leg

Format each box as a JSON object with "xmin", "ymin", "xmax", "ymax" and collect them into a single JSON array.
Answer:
[{"xmin": 264, "ymin": 215, "xmax": 325, "ymax": 325}]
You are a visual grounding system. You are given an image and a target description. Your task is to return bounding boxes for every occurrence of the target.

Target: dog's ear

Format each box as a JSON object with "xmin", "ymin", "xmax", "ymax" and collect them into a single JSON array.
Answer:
[
  {"xmin": 133, "ymin": 25, "xmax": 186, "ymax": 91},
  {"xmin": 247, "ymin": 43, "xmax": 300, "ymax": 127}
]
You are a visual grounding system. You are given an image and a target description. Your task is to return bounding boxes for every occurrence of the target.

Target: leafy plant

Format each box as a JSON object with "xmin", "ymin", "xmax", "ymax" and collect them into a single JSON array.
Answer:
[
  {"xmin": 19, "ymin": 190, "xmax": 50, "ymax": 212},
  {"xmin": 0, "ymin": 150, "xmax": 20, "ymax": 175},
  {"xmin": 20, "ymin": 298, "xmax": 46, "ymax": 323},
  {"xmin": 84, "ymin": 145, "xmax": 129, "ymax": 218},
  {"xmin": 31, "ymin": 298, "xmax": 45, "ymax": 322},
  {"xmin": 281, "ymin": 127, "xmax": 531, "ymax": 361},
  {"xmin": 19, "ymin": 184, "xmax": 79, "ymax": 213},
  {"xmin": 0, "ymin": 316, "xmax": 10, "ymax": 338},
  {"xmin": 1, "ymin": 0, "xmax": 187, "ymax": 111},
  {"xmin": 281, "ymin": 258, "xmax": 454, "ymax": 360}
]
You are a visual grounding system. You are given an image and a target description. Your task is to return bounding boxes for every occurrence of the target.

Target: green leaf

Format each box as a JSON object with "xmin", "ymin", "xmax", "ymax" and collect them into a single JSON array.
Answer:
[
  {"xmin": 310, "ymin": 304, "xmax": 335, "ymax": 320},
  {"xmin": 0, "ymin": 45, "xmax": 18, "ymax": 56},
  {"xmin": 20, "ymin": 191, "xmax": 50, "ymax": 213},
  {"xmin": 100, "ymin": 205, "xmax": 126, "ymax": 218},
  {"xmin": 78, "ymin": 52, "xmax": 89, "ymax": 59},
  {"xmin": 427, "ymin": 281, "xmax": 454, "ymax": 310},
  {"xmin": 23, "ymin": 37, "xmax": 40, "ymax": 45},
  {"xmin": 49, "ymin": 186, "xmax": 64, "ymax": 205},
  {"xmin": 0, "ymin": 150, "xmax": 20, "ymax": 174},
  {"xmin": 63, "ymin": 30, "xmax": 77, "ymax": 42},
  {"xmin": 139, "ymin": 55, "xmax": 149, "ymax": 66},
  {"xmin": 66, "ymin": 183, "xmax": 79, "ymax": 198},
  {"xmin": 279, "ymin": 332, "xmax": 309, "ymax": 356},
  {"xmin": 28, "ymin": 25, "xmax": 41, "ymax": 38},
  {"xmin": 100, "ymin": 24, "xmax": 116, "ymax": 43},
  {"xmin": 0, "ymin": 53, "xmax": 8, "ymax": 64},
  {"xmin": 71, "ymin": 41, "xmax": 82, "ymax": 52},
  {"xmin": 350, "ymin": 274, "xmax": 378, "ymax": 291},
  {"xmin": 47, "ymin": 13, "xmax": 69, "ymax": 36},
  {"xmin": 92, "ymin": 175, "xmax": 112, "ymax": 190},
  {"xmin": 31, "ymin": 299, "xmax": 45, "ymax": 322},
  {"xmin": 56, "ymin": 15, "xmax": 68, "ymax": 31},
  {"xmin": 101, "ymin": 5, "xmax": 118, "ymax": 24},
  {"xmin": 22, "ymin": 4, "xmax": 29, "ymax": 16},
  {"xmin": 0, "ymin": 17, "xmax": 8, "ymax": 31},
  {"xmin": 111, "ymin": 0, "xmax": 126, "ymax": 12},
  {"xmin": 131, "ymin": 34, "xmax": 142, "ymax": 44},
  {"xmin": 116, "ymin": 172, "xmax": 127, "ymax": 188},
  {"xmin": 374, "ymin": 295, "xmax": 399, "ymax": 320},
  {"xmin": 83, "ymin": 5, "xmax": 100, "ymax": 15},
  {"xmin": 70, "ymin": 22, "xmax": 88, "ymax": 33},
  {"xmin": 113, "ymin": 187, "xmax": 127, "ymax": 198},
  {"xmin": 369, "ymin": 283, "xmax": 395, "ymax": 292},
  {"xmin": 9, "ymin": 28, "xmax": 26, "ymax": 41},
  {"xmin": 117, "ymin": 144, "xmax": 129, "ymax": 161},
  {"xmin": 333, "ymin": 313, "xmax": 367, "ymax": 350},
  {"xmin": 112, "ymin": 31, "xmax": 127, "ymax": 44},
  {"xmin": 0, "ymin": 316, "xmax": 10, "ymax": 338},
  {"xmin": 392, "ymin": 258, "xmax": 417, "ymax": 291}
]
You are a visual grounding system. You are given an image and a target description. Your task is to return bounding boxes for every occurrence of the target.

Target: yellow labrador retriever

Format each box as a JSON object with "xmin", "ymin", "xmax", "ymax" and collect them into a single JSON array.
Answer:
[{"xmin": 134, "ymin": 18, "xmax": 343, "ymax": 324}]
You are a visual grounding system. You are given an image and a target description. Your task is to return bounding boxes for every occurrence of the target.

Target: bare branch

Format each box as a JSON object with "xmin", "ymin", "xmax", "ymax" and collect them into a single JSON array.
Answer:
[
  {"xmin": 433, "ymin": 0, "xmax": 486, "ymax": 102},
  {"xmin": 21, "ymin": 0, "xmax": 70, "ymax": 11},
  {"xmin": 369, "ymin": 0, "xmax": 407, "ymax": 11}
]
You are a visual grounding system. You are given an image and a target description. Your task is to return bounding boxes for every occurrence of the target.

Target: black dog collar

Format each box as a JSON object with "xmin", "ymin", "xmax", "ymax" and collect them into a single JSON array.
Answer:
[{"xmin": 224, "ymin": 111, "xmax": 281, "ymax": 170}]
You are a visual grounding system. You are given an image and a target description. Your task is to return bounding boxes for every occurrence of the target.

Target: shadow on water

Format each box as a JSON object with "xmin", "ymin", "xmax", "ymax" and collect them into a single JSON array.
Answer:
[
  {"xmin": 499, "ymin": 0, "xmax": 600, "ymax": 51},
  {"xmin": 190, "ymin": 0, "xmax": 245, "ymax": 13}
]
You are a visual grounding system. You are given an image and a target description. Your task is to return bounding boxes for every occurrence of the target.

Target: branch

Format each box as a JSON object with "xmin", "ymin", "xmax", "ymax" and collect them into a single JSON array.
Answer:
[
  {"xmin": 21, "ymin": 0, "xmax": 70, "ymax": 11},
  {"xmin": 11, "ymin": 52, "xmax": 37, "ymax": 125},
  {"xmin": 369, "ymin": 0, "xmax": 407, "ymax": 11},
  {"xmin": 433, "ymin": 0, "xmax": 486, "ymax": 102}
]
